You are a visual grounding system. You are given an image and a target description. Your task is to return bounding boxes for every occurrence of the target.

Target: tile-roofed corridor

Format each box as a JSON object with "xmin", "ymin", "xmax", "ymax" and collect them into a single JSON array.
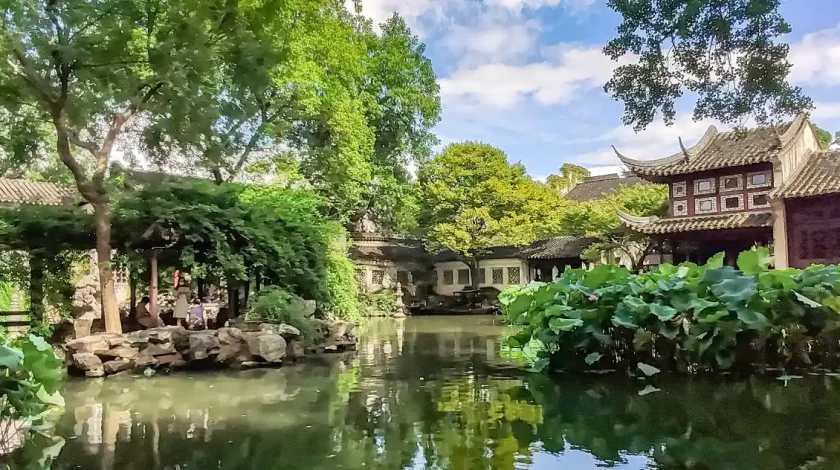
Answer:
[
  {"xmin": 564, "ymin": 174, "xmax": 646, "ymax": 202},
  {"xmin": 0, "ymin": 179, "xmax": 77, "ymax": 206}
]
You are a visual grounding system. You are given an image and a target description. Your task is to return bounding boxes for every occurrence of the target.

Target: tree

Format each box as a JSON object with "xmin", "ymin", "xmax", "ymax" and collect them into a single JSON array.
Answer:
[
  {"xmin": 604, "ymin": 0, "xmax": 812, "ymax": 131},
  {"xmin": 0, "ymin": 0, "xmax": 238, "ymax": 332},
  {"xmin": 418, "ymin": 142, "xmax": 566, "ymax": 287},
  {"xmin": 813, "ymin": 124, "xmax": 833, "ymax": 150},
  {"xmin": 546, "ymin": 163, "xmax": 591, "ymax": 194},
  {"xmin": 560, "ymin": 184, "xmax": 668, "ymax": 271}
]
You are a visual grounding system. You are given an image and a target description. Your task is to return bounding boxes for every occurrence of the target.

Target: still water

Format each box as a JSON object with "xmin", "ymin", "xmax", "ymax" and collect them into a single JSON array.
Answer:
[{"xmin": 30, "ymin": 317, "xmax": 840, "ymax": 468}]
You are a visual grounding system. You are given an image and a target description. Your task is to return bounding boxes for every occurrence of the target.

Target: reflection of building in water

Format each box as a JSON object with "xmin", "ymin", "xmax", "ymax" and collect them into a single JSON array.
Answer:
[{"xmin": 73, "ymin": 403, "xmax": 103, "ymax": 446}]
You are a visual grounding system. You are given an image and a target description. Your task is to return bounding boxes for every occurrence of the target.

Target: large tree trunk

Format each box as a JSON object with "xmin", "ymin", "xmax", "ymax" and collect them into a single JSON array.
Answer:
[
  {"xmin": 468, "ymin": 257, "xmax": 481, "ymax": 289},
  {"xmin": 93, "ymin": 202, "xmax": 122, "ymax": 334}
]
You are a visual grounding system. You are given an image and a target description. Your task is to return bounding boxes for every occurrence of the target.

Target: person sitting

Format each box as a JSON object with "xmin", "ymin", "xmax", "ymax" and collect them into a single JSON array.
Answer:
[
  {"xmin": 187, "ymin": 298, "xmax": 205, "ymax": 330},
  {"xmin": 135, "ymin": 296, "xmax": 163, "ymax": 329}
]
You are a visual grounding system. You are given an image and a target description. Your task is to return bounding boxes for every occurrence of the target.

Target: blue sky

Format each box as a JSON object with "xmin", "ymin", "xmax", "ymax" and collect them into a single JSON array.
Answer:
[{"xmin": 354, "ymin": 0, "xmax": 840, "ymax": 178}]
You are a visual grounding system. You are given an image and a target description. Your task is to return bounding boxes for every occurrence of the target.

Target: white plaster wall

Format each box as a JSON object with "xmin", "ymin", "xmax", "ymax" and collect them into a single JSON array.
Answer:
[
  {"xmin": 776, "ymin": 119, "xmax": 820, "ymax": 185},
  {"xmin": 434, "ymin": 258, "xmax": 529, "ymax": 296}
]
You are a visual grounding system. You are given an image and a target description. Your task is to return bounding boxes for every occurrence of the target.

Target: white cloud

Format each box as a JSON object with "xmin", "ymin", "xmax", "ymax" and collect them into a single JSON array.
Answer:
[
  {"xmin": 443, "ymin": 12, "xmax": 541, "ymax": 64},
  {"xmin": 348, "ymin": 0, "xmax": 466, "ymax": 33},
  {"xmin": 568, "ymin": 115, "xmax": 722, "ymax": 167},
  {"xmin": 812, "ymin": 102, "xmax": 840, "ymax": 121},
  {"xmin": 790, "ymin": 23, "xmax": 840, "ymax": 86},
  {"xmin": 484, "ymin": 0, "xmax": 596, "ymax": 12},
  {"xmin": 440, "ymin": 44, "xmax": 619, "ymax": 109}
]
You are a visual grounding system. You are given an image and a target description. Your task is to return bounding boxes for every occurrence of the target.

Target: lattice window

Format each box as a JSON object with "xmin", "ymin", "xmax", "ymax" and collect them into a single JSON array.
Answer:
[
  {"xmin": 492, "ymin": 268, "xmax": 504, "ymax": 284},
  {"xmin": 443, "ymin": 270, "xmax": 454, "ymax": 285},
  {"xmin": 507, "ymin": 267, "xmax": 521, "ymax": 285},
  {"xmin": 114, "ymin": 268, "xmax": 129, "ymax": 285},
  {"xmin": 720, "ymin": 194, "xmax": 744, "ymax": 212},
  {"xmin": 672, "ymin": 182, "xmax": 687, "ymax": 198},
  {"xmin": 720, "ymin": 175, "xmax": 743, "ymax": 192},
  {"xmin": 695, "ymin": 197, "xmax": 717, "ymax": 214},
  {"xmin": 457, "ymin": 269, "xmax": 470, "ymax": 285},
  {"xmin": 748, "ymin": 191, "xmax": 771, "ymax": 209},
  {"xmin": 478, "ymin": 268, "xmax": 486, "ymax": 285},
  {"xmin": 694, "ymin": 178, "xmax": 716, "ymax": 195},
  {"xmin": 372, "ymin": 270, "xmax": 385, "ymax": 285},
  {"xmin": 355, "ymin": 269, "xmax": 367, "ymax": 285},
  {"xmin": 673, "ymin": 200, "xmax": 688, "ymax": 217},
  {"xmin": 747, "ymin": 171, "xmax": 772, "ymax": 189}
]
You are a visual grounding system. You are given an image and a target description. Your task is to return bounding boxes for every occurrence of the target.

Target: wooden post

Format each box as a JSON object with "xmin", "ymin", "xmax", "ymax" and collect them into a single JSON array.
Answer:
[{"xmin": 149, "ymin": 250, "xmax": 159, "ymax": 317}]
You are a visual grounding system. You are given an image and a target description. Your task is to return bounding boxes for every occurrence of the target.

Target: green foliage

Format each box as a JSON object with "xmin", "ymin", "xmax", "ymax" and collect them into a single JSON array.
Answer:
[
  {"xmin": 546, "ymin": 163, "xmax": 590, "ymax": 194},
  {"xmin": 0, "ymin": 334, "xmax": 64, "ymax": 447},
  {"xmin": 561, "ymin": 183, "xmax": 668, "ymax": 270},
  {"xmin": 323, "ymin": 228, "xmax": 361, "ymax": 322},
  {"xmin": 604, "ymin": 0, "xmax": 812, "ymax": 130},
  {"xmin": 418, "ymin": 142, "xmax": 567, "ymax": 265},
  {"xmin": 359, "ymin": 289, "xmax": 400, "ymax": 317},
  {"xmin": 814, "ymin": 123, "xmax": 833, "ymax": 150},
  {"xmin": 503, "ymin": 247, "xmax": 840, "ymax": 374},
  {"xmin": 245, "ymin": 287, "xmax": 315, "ymax": 340}
]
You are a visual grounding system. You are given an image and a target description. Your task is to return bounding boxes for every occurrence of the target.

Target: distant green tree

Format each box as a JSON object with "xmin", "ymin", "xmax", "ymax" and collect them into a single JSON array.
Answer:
[
  {"xmin": 546, "ymin": 163, "xmax": 591, "ymax": 194},
  {"xmin": 604, "ymin": 0, "xmax": 812, "ymax": 131},
  {"xmin": 813, "ymin": 124, "xmax": 833, "ymax": 150},
  {"xmin": 418, "ymin": 142, "xmax": 567, "ymax": 287},
  {"xmin": 561, "ymin": 184, "xmax": 668, "ymax": 271}
]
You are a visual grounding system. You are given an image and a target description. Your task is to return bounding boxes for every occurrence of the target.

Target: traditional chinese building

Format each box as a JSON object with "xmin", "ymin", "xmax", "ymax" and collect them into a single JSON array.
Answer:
[{"xmin": 614, "ymin": 114, "xmax": 840, "ymax": 268}]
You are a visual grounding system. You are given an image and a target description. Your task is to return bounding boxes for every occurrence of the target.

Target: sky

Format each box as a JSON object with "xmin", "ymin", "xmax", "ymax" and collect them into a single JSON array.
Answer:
[{"xmin": 352, "ymin": 0, "xmax": 840, "ymax": 179}]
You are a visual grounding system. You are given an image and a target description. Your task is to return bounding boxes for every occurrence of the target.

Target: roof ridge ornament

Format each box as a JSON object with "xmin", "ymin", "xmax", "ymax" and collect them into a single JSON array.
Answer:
[
  {"xmin": 678, "ymin": 136, "xmax": 691, "ymax": 161},
  {"xmin": 612, "ymin": 125, "xmax": 719, "ymax": 170},
  {"xmin": 616, "ymin": 208, "xmax": 659, "ymax": 226},
  {"xmin": 779, "ymin": 113, "xmax": 809, "ymax": 148}
]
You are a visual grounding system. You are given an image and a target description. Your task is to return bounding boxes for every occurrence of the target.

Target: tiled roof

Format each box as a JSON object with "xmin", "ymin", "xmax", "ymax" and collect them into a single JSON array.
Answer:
[
  {"xmin": 350, "ymin": 239, "xmax": 428, "ymax": 263},
  {"xmin": 565, "ymin": 174, "xmax": 647, "ymax": 202},
  {"xmin": 0, "ymin": 179, "xmax": 76, "ymax": 206},
  {"xmin": 433, "ymin": 245, "xmax": 526, "ymax": 263},
  {"xmin": 524, "ymin": 235, "xmax": 596, "ymax": 259},
  {"xmin": 613, "ymin": 115, "xmax": 811, "ymax": 179},
  {"xmin": 773, "ymin": 150, "xmax": 840, "ymax": 199},
  {"xmin": 617, "ymin": 210, "xmax": 774, "ymax": 235}
]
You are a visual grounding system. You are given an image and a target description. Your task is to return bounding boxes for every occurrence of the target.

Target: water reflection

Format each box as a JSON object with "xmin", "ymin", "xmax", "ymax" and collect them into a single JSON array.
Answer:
[{"xmin": 10, "ymin": 316, "xmax": 840, "ymax": 469}]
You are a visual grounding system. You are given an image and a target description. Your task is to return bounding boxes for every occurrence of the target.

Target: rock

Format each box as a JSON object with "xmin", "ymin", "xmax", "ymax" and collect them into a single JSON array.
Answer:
[
  {"xmin": 134, "ymin": 352, "xmax": 157, "ymax": 368},
  {"xmin": 324, "ymin": 339, "xmax": 356, "ymax": 353},
  {"xmin": 155, "ymin": 353, "xmax": 183, "ymax": 365},
  {"xmin": 66, "ymin": 336, "xmax": 110, "ymax": 354},
  {"xmin": 73, "ymin": 353, "xmax": 105, "ymax": 377},
  {"xmin": 286, "ymin": 339, "xmax": 305, "ymax": 360},
  {"xmin": 103, "ymin": 359, "xmax": 133, "ymax": 374},
  {"xmin": 143, "ymin": 343, "xmax": 176, "ymax": 356},
  {"xmin": 72, "ymin": 352, "xmax": 103, "ymax": 372},
  {"xmin": 105, "ymin": 335, "xmax": 132, "ymax": 348},
  {"xmin": 143, "ymin": 367, "xmax": 156, "ymax": 377},
  {"xmin": 245, "ymin": 333, "xmax": 287, "ymax": 363},
  {"xmin": 189, "ymin": 332, "xmax": 220, "ymax": 352},
  {"xmin": 97, "ymin": 347, "xmax": 139, "ymax": 360},
  {"xmin": 217, "ymin": 327, "xmax": 245, "ymax": 344},
  {"xmin": 126, "ymin": 330, "xmax": 150, "ymax": 344},
  {"xmin": 259, "ymin": 323, "xmax": 301, "ymax": 339},
  {"xmin": 146, "ymin": 326, "xmax": 183, "ymax": 344}
]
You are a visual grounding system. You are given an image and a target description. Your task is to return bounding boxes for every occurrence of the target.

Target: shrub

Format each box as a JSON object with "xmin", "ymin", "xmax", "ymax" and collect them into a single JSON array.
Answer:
[
  {"xmin": 359, "ymin": 289, "xmax": 400, "ymax": 317},
  {"xmin": 322, "ymin": 226, "xmax": 360, "ymax": 321},
  {"xmin": 502, "ymin": 248, "xmax": 840, "ymax": 374},
  {"xmin": 245, "ymin": 287, "xmax": 316, "ymax": 340}
]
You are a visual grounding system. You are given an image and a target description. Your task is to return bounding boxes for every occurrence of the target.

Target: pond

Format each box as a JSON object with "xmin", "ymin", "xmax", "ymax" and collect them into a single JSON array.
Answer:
[{"xmin": 21, "ymin": 316, "xmax": 840, "ymax": 468}]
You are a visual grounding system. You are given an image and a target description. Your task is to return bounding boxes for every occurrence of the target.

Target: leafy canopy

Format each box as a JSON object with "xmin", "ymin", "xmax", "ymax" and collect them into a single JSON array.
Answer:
[
  {"xmin": 604, "ymin": 0, "xmax": 812, "ymax": 130},
  {"xmin": 546, "ymin": 164, "xmax": 591, "ymax": 194},
  {"xmin": 418, "ymin": 142, "xmax": 567, "ymax": 259}
]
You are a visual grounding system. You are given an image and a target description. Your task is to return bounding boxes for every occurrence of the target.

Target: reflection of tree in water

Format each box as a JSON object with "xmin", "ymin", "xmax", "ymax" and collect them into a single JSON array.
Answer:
[{"xmin": 27, "ymin": 317, "xmax": 840, "ymax": 469}]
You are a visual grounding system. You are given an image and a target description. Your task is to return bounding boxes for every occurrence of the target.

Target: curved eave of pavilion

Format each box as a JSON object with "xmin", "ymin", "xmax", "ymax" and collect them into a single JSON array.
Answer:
[
  {"xmin": 612, "ymin": 125, "xmax": 720, "ymax": 178},
  {"xmin": 616, "ymin": 209, "xmax": 659, "ymax": 231}
]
